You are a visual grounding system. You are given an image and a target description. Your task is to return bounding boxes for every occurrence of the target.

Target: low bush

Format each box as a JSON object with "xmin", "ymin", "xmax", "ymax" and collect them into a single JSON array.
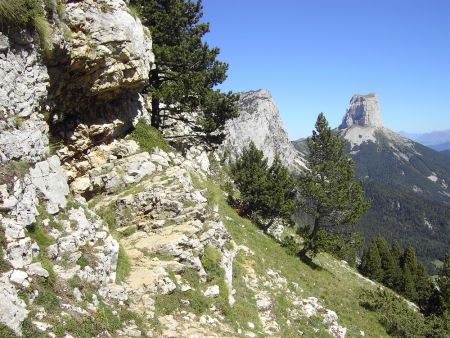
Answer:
[{"xmin": 359, "ymin": 288, "xmax": 450, "ymax": 337}]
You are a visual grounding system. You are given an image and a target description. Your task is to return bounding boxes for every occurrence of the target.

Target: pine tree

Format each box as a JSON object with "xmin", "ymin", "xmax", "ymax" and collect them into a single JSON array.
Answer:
[
  {"xmin": 437, "ymin": 252, "xmax": 450, "ymax": 314},
  {"xmin": 230, "ymin": 142, "xmax": 269, "ymax": 215},
  {"xmin": 363, "ymin": 240, "xmax": 384, "ymax": 282},
  {"xmin": 131, "ymin": 0, "xmax": 238, "ymax": 137},
  {"xmin": 402, "ymin": 265, "xmax": 417, "ymax": 301},
  {"xmin": 359, "ymin": 244, "xmax": 369, "ymax": 273},
  {"xmin": 262, "ymin": 156, "xmax": 296, "ymax": 230},
  {"xmin": 401, "ymin": 246, "xmax": 418, "ymax": 277},
  {"xmin": 390, "ymin": 240, "xmax": 404, "ymax": 290},
  {"xmin": 297, "ymin": 113, "xmax": 368, "ymax": 255},
  {"xmin": 374, "ymin": 236, "xmax": 397, "ymax": 288},
  {"xmin": 231, "ymin": 145, "xmax": 296, "ymax": 230},
  {"xmin": 390, "ymin": 240, "xmax": 403, "ymax": 266},
  {"xmin": 415, "ymin": 262, "xmax": 434, "ymax": 313}
]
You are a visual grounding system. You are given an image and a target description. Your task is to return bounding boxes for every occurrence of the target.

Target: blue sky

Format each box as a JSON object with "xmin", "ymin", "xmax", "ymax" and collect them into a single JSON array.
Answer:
[{"xmin": 201, "ymin": 0, "xmax": 450, "ymax": 140}]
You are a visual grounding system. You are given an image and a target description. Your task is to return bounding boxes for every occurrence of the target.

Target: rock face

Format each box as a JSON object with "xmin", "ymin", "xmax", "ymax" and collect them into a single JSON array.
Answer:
[
  {"xmin": 0, "ymin": 31, "xmax": 49, "ymax": 164},
  {"xmin": 0, "ymin": 276, "xmax": 28, "ymax": 336},
  {"xmin": 57, "ymin": 0, "xmax": 154, "ymax": 102},
  {"xmin": 221, "ymin": 89, "xmax": 306, "ymax": 172},
  {"xmin": 47, "ymin": 0, "xmax": 154, "ymax": 162},
  {"xmin": 339, "ymin": 94, "xmax": 383, "ymax": 129}
]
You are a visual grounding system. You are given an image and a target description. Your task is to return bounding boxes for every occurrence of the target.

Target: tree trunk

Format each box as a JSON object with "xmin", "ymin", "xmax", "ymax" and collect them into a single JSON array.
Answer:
[
  {"xmin": 299, "ymin": 212, "xmax": 321, "ymax": 257},
  {"xmin": 150, "ymin": 68, "xmax": 161, "ymax": 129},
  {"xmin": 151, "ymin": 96, "xmax": 160, "ymax": 129},
  {"xmin": 263, "ymin": 218, "xmax": 275, "ymax": 234}
]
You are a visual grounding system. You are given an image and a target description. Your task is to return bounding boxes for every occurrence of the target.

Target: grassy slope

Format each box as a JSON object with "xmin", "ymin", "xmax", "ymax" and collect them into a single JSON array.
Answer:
[{"xmin": 194, "ymin": 174, "xmax": 389, "ymax": 338}]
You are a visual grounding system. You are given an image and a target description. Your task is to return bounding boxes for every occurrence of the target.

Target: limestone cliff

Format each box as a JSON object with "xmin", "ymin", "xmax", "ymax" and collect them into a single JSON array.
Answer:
[
  {"xmin": 339, "ymin": 93, "xmax": 383, "ymax": 129},
  {"xmin": 221, "ymin": 89, "xmax": 306, "ymax": 172}
]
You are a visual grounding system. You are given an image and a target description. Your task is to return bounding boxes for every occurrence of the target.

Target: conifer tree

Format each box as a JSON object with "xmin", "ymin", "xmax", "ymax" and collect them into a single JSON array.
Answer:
[
  {"xmin": 262, "ymin": 156, "xmax": 296, "ymax": 230},
  {"xmin": 437, "ymin": 252, "xmax": 450, "ymax": 314},
  {"xmin": 359, "ymin": 244, "xmax": 369, "ymax": 273},
  {"xmin": 230, "ymin": 142, "xmax": 269, "ymax": 215},
  {"xmin": 231, "ymin": 145, "xmax": 296, "ymax": 230},
  {"xmin": 131, "ymin": 0, "xmax": 238, "ymax": 138},
  {"xmin": 390, "ymin": 240, "xmax": 403, "ymax": 266},
  {"xmin": 401, "ymin": 246, "xmax": 418, "ymax": 277},
  {"xmin": 389, "ymin": 240, "xmax": 404, "ymax": 289},
  {"xmin": 363, "ymin": 240, "xmax": 383, "ymax": 282},
  {"xmin": 297, "ymin": 113, "xmax": 368, "ymax": 255},
  {"xmin": 415, "ymin": 262, "xmax": 434, "ymax": 313},
  {"xmin": 402, "ymin": 265, "xmax": 418, "ymax": 301},
  {"xmin": 374, "ymin": 236, "xmax": 397, "ymax": 288}
]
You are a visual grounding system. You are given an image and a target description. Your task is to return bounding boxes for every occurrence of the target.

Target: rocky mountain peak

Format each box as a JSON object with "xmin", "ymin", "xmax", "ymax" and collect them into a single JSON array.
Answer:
[
  {"xmin": 339, "ymin": 93, "xmax": 383, "ymax": 129},
  {"xmin": 221, "ymin": 89, "xmax": 306, "ymax": 172}
]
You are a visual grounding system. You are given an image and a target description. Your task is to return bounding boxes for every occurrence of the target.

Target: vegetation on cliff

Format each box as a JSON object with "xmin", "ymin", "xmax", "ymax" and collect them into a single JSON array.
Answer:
[{"xmin": 130, "ymin": 0, "xmax": 239, "ymax": 138}]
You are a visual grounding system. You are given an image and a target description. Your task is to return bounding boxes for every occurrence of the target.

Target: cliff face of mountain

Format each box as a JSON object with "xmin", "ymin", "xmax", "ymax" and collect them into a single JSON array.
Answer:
[
  {"xmin": 221, "ymin": 89, "xmax": 306, "ymax": 173},
  {"xmin": 339, "ymin": 94, "xmax": 383, "ymax": 129}
]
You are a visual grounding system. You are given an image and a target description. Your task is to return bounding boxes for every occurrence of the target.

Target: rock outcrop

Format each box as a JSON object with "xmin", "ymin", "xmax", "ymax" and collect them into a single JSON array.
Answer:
[
  {"xmin": 0, "ymin": 32, "xmax": 49, "ymax": 164},
  {"xmin": 339, "ymin": 93, "xmax": 383, "ymax": 129},
  {"xmin": 221, "ymin": 89, "xmax": 306, "ymax": 172},
  {"xmin": 46, "ymin": 0, "xmax": 155, "ymax": 163}
]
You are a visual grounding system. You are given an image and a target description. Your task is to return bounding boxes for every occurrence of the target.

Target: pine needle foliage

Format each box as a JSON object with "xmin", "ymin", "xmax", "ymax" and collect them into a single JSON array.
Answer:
[
  {"xmin": 230, "ymin": 142, "xmax": 296, "ymax": 231},
  {"xmin": 298, "ymin": 113, "xmax": 369, "ymax": 256},
  {"xmin": 129, "ymin": 0, "xmax": 238, "ymax": 139}
]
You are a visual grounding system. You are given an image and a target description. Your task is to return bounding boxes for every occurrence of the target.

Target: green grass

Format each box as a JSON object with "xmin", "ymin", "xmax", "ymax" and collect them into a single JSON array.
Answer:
[
  {"xmin": 0, "ymin": 0, "xmax": 41, "ymax": 27},
  {"xmin": 116, "ymin": 244, "xmax": 130, "ymax": 283},
  {"xmin": 0, "ymin": 0, "xmax": 54, "ymax": 56},
  {"xmin": 97, "ymin": 204, "xmax": 117, "ymax": 230},
  {"xmin": 34, "ymin": 283, "xmax": 60, "ymax": 313},
  {"xmin": 34, "ymin": 15, "xmax": 53, "ymax": 57},
  {"xmin": 201, "ymin": 246, "xmax": 223, "ymax": 280},
  {"xmin": 128, "ymin": 122, "xmax": 172, "ymax": 153},
  {"xmin": 193, "ymin": 173, "xmax": 390, "ymax": 337},
  {"xmin": 127, "ymin": 4, "xmax": 141, "ymax": 19},
  {"xmin": 0, "ymin": 323, "xmax": 18, "ymax": 337},
  {"xmin": 119, "ymin": 225, "xmax": 137, "ymax": 237},
  {"xmin": 0, "ymin": 230, "xmax": 10, "ymax": 273}
]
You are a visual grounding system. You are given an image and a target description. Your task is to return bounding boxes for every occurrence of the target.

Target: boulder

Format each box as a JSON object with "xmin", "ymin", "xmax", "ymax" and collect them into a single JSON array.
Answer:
[
  {"xmin": 30, "ymin": 156, "xmax": 69, "ymax": 214},
  {"xmin": 0, "ymin": 275, "xmax": 28, "ymax": 335}
]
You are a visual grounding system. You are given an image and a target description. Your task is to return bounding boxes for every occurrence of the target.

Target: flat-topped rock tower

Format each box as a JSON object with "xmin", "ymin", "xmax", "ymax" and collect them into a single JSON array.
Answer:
[{"xmin": 339, "ymin": 93, "xmax": 383, "ymax": 129}]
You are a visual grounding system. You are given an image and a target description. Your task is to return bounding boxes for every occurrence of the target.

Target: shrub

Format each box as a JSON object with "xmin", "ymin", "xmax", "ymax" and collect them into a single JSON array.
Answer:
[
  {"xmin": 359, "ymin": 288, "xmax": 426, "ymax": 337},
  {"xmin": 281, "ymin": 235, "xmax": 301, "ymax": 256}
]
